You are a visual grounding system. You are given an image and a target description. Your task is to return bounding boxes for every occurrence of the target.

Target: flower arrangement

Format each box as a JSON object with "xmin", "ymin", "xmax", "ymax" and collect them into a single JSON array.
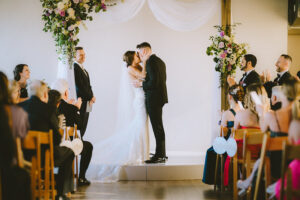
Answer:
[
  {"xmin": 206, "ymin": 24, "xmax": 248, "ymax": 87},
  {"xmin": 41, "ymin": 0, "xmax": 111, "ymax": 64}
]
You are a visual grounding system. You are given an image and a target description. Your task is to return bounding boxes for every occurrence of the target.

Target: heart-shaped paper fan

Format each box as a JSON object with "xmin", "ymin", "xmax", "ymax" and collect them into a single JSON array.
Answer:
[
  {"xmin": 213, "ymin": 137, "xmax": 227, "ymax": 154},
  {"xmin": 226, "ymin": 138, "xmax": 237, "ymax": 157}
]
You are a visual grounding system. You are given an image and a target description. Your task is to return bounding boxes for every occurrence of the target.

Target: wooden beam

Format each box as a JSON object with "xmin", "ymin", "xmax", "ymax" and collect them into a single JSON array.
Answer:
[{"xmin": 221, "ymin": 0, "xmax": 231, "ymax": 110}]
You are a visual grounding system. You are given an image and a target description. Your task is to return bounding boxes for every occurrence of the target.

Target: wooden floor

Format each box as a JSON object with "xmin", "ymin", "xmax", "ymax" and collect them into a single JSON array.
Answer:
[{"xmin": 71, "ymin": 180, "xmax": 232, "ymax": 200}]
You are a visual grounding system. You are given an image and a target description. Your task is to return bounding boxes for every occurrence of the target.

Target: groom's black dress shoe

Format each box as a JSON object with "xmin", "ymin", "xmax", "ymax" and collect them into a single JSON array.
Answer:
[
  {"xmin": 78, "ymin": 177, "xmax": 91, "ymax": 186},
  {"xmin": 145, "ymin": 156, "xmax": 167, "ymax": 164}
]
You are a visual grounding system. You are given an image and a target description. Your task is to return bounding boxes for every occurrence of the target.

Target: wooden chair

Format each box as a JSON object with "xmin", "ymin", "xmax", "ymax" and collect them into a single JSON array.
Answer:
[
  {"xmin": 232, "ymin": 128, "xmax": 262, "ymax": 200},
  {"xmin": 23, "ymin": 130, "xmax": 55, "ymax": 200},
  {"xmin": 279, "ymin": 141, "xmax": 300, "ymax": 200},
  {"xmin": 253, "ymin": 133, "xmax": 288, "ymax": 200},
  {"xmin": 213, "ymin": 126, "xmax": 228, "ymax": 192}
]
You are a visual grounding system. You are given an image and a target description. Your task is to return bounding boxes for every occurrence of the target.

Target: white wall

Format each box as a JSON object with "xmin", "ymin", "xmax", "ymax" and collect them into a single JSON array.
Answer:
[
  {"xmin": 0, "ymin": 0, "xmax": 288, "ymax": 162},
  {"xmin": 288, "ymin": 35, "xmax": 300, "ymax": 76},
  {"xmin": 232, "ymin": 0, "xmax": 288, "ymax": 79}
]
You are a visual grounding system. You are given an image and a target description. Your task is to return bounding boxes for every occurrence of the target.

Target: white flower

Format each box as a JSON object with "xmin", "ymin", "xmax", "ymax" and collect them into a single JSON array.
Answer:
[
  {"xmin": 83, "ymin": 4, "xmax": 90, "ymax": 11},
  {"xmin": 68, "ymin": 25, "xmax": 75, "ymax": 31},
  {"xmin": 229, "ymin": 58, "xmax": 235, "ymax": 65},
  {"xmin": 57, "ymin": 2, "xmax": 65, "ymax": 10},
  {"xmin": 72, "ymin": 35, "xmax": 78, "ymax": 41},
  {"xmin": 67, "ymin": 8, "xmax": 75, "ymax": 19},
  {"xmin": 224, "ymin": 35, "xmax": 230, "ymax": 41},
  {"xmin": 73, "ymin": 0, "xmax": 80, "ymax": 3},
  {"xmin": 227, "ymin": 48, "xmax": 232, "ymax": 54},
  {"xmin": 63, "ymin": 29, "xmax": 69, "ymax": 35},
  {"xmin": 63, "ymin": 0, "xmax": 69, "ymax": 5}
]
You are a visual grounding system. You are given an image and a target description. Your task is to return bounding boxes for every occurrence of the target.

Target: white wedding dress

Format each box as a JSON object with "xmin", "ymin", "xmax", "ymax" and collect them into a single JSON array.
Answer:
[{"xmin": 86, "ymin": 67, "xmax": 149, "ymax": 182}]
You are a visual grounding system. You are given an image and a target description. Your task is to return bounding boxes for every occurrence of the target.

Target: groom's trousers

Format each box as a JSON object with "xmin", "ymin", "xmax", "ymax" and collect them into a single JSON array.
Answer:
[{"xmin": 146, "ymin": 105, "xmax": 166, "ymax": 157}]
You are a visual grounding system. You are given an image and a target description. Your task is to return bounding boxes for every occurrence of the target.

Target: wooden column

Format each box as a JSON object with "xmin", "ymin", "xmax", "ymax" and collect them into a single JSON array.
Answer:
[{"xmin": 221, "ymin": 0, "xmax": 231, "ymax": 111}]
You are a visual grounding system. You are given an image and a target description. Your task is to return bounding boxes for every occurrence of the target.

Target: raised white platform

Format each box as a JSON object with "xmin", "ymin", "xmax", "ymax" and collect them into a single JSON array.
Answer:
[{"xmin": 119, "ymin": 156, "xmax": 204, "ymax": 181}]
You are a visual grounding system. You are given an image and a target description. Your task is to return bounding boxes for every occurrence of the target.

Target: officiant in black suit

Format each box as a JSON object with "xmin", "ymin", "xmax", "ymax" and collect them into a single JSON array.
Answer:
[
  {"xmin": 74, "ymin": 47, "xmax": 96, "ymax": 138},
  {"xmin": 135, "ymin": 42, "xmax": 168, "ymax": 164},
  {"xmin": 227, "ymin": 54, "xmax": 261, "ymax": 91}
]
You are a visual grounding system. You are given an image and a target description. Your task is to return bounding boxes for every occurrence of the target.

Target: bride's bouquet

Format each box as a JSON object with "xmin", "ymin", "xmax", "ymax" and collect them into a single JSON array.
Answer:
[{"xmin": 206, "ymin": 24, "xmax": 248, "ymax": 87}]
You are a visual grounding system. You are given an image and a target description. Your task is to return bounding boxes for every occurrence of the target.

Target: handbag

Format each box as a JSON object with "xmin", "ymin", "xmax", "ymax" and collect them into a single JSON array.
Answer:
[
  {"xmin": 71, "ymin": 128, "xmax": 83, "ymax": 156},
  {"xmin": 60, "ymin": 127, "xmax": 83, "ymax": 156}
]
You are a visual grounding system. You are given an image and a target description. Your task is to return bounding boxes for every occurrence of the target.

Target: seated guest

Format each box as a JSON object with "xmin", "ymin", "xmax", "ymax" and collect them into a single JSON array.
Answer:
[
  {"xmin": 0, "ymin": 72, "xmax": 31, "ymax": 200},
  {"xmin": 13, "ymin": 64, "xmax": 30, "ymax": 102},
  {"xmin": 238, "ymin": 79, "xmax": 299, "ymax": 198},
  {"xmin": 225, "ymin": 84, "xmax": 268, "ymax": 188},
  {"xmin": 234, "ymin": 83, "xmax": 269, "ymax": 130},
  {"xmin": 202, "ymin": 85, "xmax": 244, "ymax": 185},
  {"xmin": 8, "ymin": 80, "xmax": 30, "ymax": 139},
  {"xmin": 273, "ymin": 91, "xmax": 300, "ymax": 199},
  {"xmin": 48, "ymin": 89, "xmax": 74, "ymax": 195},
  {"xmin": 261, "ymin": 54, "xmax": 294, "ymax": 98},
  {"xmin": 227, "ymin": 54, "xmax": 261, "ymax": 91},
  {"xmin": 52, "ymin": 79, "xmax": 93, "ymax": 186},
  {"xmin": 19, "ymin": 80, "xmax": 74, "ymax": 200}
]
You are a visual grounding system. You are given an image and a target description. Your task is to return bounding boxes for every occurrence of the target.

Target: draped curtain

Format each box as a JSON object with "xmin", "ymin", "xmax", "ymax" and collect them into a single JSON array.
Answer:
[{"xmin": 58, "ymin": 0, "xmax": 219, "ymax": 98}]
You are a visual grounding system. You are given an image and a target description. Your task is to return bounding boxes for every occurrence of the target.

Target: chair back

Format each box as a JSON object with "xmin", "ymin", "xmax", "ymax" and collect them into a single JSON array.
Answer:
[
  {"xmin": 253, "ymin": 133, "xmax": 288, "ymax": 200},
  {"xmin": 280, "ymin": 142, "xmax": 300, "ymax": 200}
]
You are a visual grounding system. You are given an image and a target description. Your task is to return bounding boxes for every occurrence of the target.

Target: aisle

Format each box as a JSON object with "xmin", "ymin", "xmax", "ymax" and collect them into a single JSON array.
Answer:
[{"xmin": 71, "ymin": 180, "xmax": 232, "ymax": 200}]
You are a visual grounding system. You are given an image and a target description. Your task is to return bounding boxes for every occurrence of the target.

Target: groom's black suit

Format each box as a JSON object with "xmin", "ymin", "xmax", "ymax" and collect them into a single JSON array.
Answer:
[
  {"xmin": 143, "ymin": 54, "xmax": 168, "ymax": 157},
  {"xmin": 74, "ymin": 62, "xmax": 94, "ymax": 137}
]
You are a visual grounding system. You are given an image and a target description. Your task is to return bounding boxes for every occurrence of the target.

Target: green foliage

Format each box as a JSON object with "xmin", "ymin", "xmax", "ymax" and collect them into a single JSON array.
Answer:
[{"xmin": 40, "ymin": 0, "xmax": 109, "ymax": 62}]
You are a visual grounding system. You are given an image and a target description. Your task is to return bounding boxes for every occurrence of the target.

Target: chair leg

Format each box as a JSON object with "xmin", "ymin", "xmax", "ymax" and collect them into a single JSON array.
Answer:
[
  {"xmin": 76, "ymin": 156, "xmax": 79, "ymax": 189},
  {"xmin": 214, "ymin": 154, "xmax": 220, "ymax": 191},
  {"xmin": 233, "ymin": 155, "xmax": 238, "ymax": 200},
  {"xmin": 44, "ymin": 150, "xmax": 50, "ymax": 200},
  {"xmin": 221, "ymin": 155, "xmax": 224, "ymax": 192},
  {"xmin": 31, "ymin": 157, "xmax": 37, "ymax": 200}
]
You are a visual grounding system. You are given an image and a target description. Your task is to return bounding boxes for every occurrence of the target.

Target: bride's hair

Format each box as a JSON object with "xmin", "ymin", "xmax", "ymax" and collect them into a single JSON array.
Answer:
[{"xmin": 123, "ymin": 51, "xmax": 135, "ymax": 67}]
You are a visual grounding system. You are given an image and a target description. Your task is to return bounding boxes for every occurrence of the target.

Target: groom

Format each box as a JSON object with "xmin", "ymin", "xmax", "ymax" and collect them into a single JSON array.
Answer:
[{"xmin": 135, "ymin": 42, "xmax": 168, "ymax": 163}]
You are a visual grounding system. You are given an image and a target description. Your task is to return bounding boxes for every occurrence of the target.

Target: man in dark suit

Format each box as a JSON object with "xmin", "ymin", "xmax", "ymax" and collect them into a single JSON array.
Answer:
[
  {"xmin": 135, "ymin": 42, "xmax": 168, "ymax": 163},
  {"xmin": 262, "ymin": 54, "xmax": 294, "ymax": 98},
  {"xmin": 52, "ymin": 79, "xmax": 93, "ymax": 186},
  {"xmin": 227, "ymin": 54, "xmax": 261, "ymax": 91},
  {"xmin": 19, "ymin": 80, "xmax": 74, "ymax": 200},
  {"xmin": 73, "ymin": 47, "xmax": 96, "ymax": 138}
]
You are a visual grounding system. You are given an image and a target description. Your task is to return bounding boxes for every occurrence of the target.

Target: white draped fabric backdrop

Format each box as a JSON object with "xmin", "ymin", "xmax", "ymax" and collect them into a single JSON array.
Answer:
[{"xmin": 58, "ymin": 0, "xmax": 219, "ymax": 99}]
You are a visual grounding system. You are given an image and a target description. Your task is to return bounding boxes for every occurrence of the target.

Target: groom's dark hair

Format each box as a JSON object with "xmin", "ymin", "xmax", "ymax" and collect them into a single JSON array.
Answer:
[
  {"xmin": 244, "ymin": 54, "xmax": 257, "ymax": 67},
  {"xmin": 136, "ymin": 42, "xmax": 151, "ymax": 49}
]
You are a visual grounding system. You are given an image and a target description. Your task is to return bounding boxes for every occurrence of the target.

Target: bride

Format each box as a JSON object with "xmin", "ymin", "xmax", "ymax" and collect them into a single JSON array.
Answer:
[{"xmin": 86, "ymin": 51, "xmax": 149, "ymax": 182}]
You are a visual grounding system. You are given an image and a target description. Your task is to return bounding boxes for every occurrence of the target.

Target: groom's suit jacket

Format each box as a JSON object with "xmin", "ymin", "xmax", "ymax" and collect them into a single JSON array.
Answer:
[
  {"xmin": 143, "ymin": 54, "xmax": 168, "ymax": 107},
  {"xmin": 74, "ymin": 62, "xmax": 94, "ymax": 112}
]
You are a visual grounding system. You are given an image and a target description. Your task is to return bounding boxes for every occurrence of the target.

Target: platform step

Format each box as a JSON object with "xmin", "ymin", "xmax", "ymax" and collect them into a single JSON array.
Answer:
[{"xmin": 119, "ymin": 156, "xmax": 204, "ymax": 181}]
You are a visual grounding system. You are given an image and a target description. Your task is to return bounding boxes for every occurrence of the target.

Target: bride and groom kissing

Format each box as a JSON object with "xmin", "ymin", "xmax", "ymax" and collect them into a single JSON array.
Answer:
[
  {"xmin": 125, "ymin": 42, "xmax": 168, "ymax": 164},
  {"xmin": 87, "ymin": 42, "xmax": 168, "ymax": 181}
]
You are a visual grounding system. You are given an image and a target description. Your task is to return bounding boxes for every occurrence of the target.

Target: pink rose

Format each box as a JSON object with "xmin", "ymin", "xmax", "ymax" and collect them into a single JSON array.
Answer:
[
  {"xmin": 220, "ymin": 53, "xmax": 227, "ymax": 59},
  {"xmin": 59, "ymin": 10, "xmax": 65, "ymax": 17}
]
